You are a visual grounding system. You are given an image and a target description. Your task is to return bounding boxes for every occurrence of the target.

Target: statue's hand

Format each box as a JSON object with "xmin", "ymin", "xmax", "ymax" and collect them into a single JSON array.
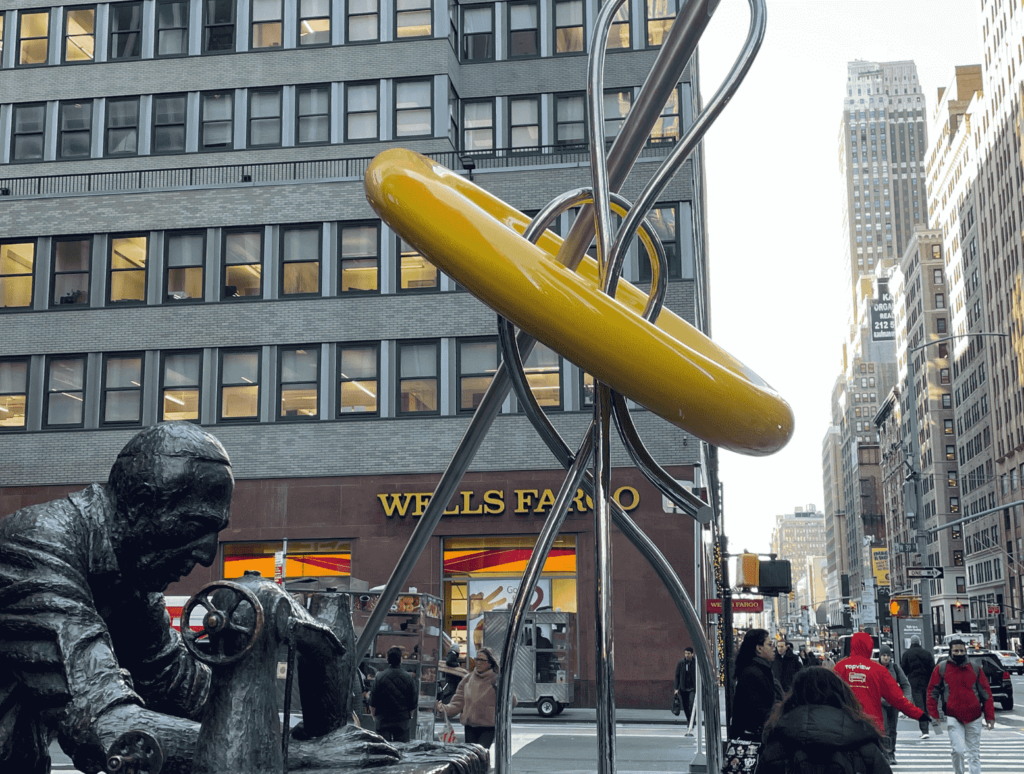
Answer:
[{"xmin": 288, "ymin": 723, "xmax": 402, "ymax": 769}]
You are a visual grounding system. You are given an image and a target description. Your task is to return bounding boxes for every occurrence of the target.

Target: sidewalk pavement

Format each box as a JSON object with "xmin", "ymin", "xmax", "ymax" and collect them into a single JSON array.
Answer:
[{"xmin": 510, "ymin": 706, "xmax": 693, "ymax": 725}]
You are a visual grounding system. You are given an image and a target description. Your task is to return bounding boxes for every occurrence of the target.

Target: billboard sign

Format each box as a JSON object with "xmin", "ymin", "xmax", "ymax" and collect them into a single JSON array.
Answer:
[
  {"xmin": 870, "ymin": 291, "xmax": 895, "ymax": 341},
  {"xmin": 872, "ymin": 547, "xmax": 890, "ymax": 587}
]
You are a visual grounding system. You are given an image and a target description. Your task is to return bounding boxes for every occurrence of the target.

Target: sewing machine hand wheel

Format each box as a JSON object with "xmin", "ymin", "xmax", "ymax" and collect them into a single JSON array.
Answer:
[
  {"xmin": 106, "ymin": 730, "xmax": 163, "ymax": 774},
  {"xmin": 180, "ymin": 580, "xmax": 263, "ymax": 665}
]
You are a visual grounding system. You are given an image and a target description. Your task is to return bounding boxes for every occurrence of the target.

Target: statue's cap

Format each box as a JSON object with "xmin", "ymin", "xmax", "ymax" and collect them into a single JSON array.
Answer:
[{"xmin": 116, "ymin": 422, "xmax": 231, "ymax": 466}]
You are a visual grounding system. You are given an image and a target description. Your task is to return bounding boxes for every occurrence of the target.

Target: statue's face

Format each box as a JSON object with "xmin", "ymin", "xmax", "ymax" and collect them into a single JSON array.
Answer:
[{"xmin": 119, "ymin": 463, "xmax": 233, "ymax": 592}]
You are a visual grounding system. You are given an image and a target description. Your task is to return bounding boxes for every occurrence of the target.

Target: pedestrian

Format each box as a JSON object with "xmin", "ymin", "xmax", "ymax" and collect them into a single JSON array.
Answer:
[
  {"xmin": 900, "ymin": 633, "xmax": 936, "ymax": 739},
  {"xmin": 435, "ymin": 646, "xmax": 515, "ymax": 751},
  {"xmin": 876, "ymin": 645, "xmax": 911, "ymax": 763},
  {"xmin": 798, "ymin": 645, "xmax": 820, "ymax": 667},
  {"xmin": 926, "ymin": 638, "xmax": 995, "ymax": 774},
  {"xmin": 754, "ymin": 667, "xmax": 892, "ymax": 774},
  {"xmin": 674, "ymin": 646, "xmax": 697, "ymax": 735},
  {"xmin": 730, "ymin": 629, "xmax": 782, "ymax": 741},
  {"xmin": 771, "ymin": 640, "xmax": 802, "ymax": 692},
  {"xmin": 369, "ymin": 646, "xmax": 418, "ymax": 742},
  {"xmin": 835, "ymin": 632, "xmax": 928, "ymax": 736},
  {"xmin": 438, "ymin": 645, "xmax": 468, "ymax": 705}
]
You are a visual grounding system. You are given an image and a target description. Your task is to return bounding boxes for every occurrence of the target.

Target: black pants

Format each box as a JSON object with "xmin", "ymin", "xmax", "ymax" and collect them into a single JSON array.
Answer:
[
  {"xmin": 465, "ymin": 725, "xmax": 496, "ymax": 749},
  {"xmin": 883, "ymin": 705, "xmax": 898, "ymax": 755},
  {"xmin": 377, "ymin": 723, "xmax": 410, "ymax": 743},
  {"xmin": 681, "ymin": 690, "xmax": 696, "ymax": 722},
  {"xmin": 910, "ymin": 686, "xmax": 930, "ymax": 734}
]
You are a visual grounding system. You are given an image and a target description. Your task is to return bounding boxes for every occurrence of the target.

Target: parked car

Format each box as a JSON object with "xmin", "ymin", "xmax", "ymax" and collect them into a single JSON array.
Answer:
[
  {"xmin": 994, "ymin": 650, "xmax": 1024, "ymax": 675},
  {"xmin": 937, "ymin": 651, "xmax": 1014, "ymax": 711}
]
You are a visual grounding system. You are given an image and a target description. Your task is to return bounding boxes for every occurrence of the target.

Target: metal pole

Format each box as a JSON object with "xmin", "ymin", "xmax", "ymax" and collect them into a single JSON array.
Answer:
[
  {"xmin": 903, "ymin": 349, "xmax": 933, "ymax": 647},
  {"xmin": 593, "ymin": 383, "xmax": 616, "ymax": 774},
  {"xmin": 720, "ymin": 535, "xmax": 734, "ymax": 737}
]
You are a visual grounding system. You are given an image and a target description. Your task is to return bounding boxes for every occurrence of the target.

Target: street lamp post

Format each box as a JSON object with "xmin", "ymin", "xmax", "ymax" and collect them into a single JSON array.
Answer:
[{"xmin": 903, "ymin": 331, "xmax": 1007, "ymax": 647}]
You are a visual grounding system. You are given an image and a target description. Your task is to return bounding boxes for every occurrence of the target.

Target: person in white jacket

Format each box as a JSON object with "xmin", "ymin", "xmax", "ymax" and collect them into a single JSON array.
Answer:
[{"xmin": 435, "ymin": 647, "xmax": 516, "ymax": 750}]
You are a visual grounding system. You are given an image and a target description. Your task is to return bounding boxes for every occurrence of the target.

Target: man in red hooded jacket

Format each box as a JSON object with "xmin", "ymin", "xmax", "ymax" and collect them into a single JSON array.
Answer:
[{"xmin": 835, "ymin": 632, "xmax": 929, "ymax": 734}]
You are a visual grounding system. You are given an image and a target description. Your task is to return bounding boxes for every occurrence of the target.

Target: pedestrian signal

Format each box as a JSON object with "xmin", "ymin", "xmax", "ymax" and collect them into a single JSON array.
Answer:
[
  {"xmin": 736, "ymin": 553, "xmax": 759, "ymax": 589},
  {"xmin": 889, "ymin": 597, "xmax": 921, "ymax": 618}
]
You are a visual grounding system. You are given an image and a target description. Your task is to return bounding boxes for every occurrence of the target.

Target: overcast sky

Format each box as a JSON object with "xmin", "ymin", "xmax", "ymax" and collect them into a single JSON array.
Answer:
[{"xmin": 693, "ymin": 0, "xmax": 980, "ymax": 553}]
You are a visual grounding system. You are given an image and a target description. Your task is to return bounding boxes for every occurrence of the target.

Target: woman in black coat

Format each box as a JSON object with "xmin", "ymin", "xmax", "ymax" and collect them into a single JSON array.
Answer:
[
  {"xmin": 755, "ymin": 667, "xmax": 892, "ymax": 774},
  {"xmin": 731, "ymin": 629, "xmax": 783, "ymax": 740}
]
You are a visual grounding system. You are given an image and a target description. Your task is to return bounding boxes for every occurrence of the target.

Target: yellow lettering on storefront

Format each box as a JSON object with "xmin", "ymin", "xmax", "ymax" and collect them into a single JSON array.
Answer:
[
  {"xmin": 483, "ymin": 489, "xmax": 504, "ymax": 514},
  {"xmin": 460, "ymin": 491, "xmax": 483, "ymax": 514},
  {"xmin": 515, "ymin": 489, "xmax": 538, "ymax": 513},
  {"xmin": 378, "ymin": 487, "xmax": 638, "ymax": 517},
  {"xmin": 534, "ymin": 489, "xmax": 556, "ymax": 512},
  {"xmin": 414, "ymin": 493, "xmax": 433, "ymax": 516},
  {"xmin": 571, "ymin": 488, "xmax": 592, "ymax": 512},
  {"xmin": 378, "ymin": 493, "xmax": 416, "ymax": 517},
  {"xmin": 613, "ymin": 486, "xmax": 640, "ymax": 511}
]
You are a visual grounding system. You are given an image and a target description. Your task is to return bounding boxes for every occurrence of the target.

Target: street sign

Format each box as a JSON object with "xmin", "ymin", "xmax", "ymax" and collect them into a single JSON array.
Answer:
[
  {"xmin": 894, "ymin": 542, "xmax": 916, "ymax": 553},
  {"xmin": 988, "ymin": 605, "xmax": 1000, "ymax": 615},
  {"xmin": 706, "ymin": 598, "xmax": 764, "ymax": 614},
  {"xmin": 906, "ymin": 567, "xmax": 944, "ymax": 579}
]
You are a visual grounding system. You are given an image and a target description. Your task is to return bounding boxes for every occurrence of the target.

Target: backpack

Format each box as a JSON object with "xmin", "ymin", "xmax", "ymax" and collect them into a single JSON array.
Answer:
[
  {"xmin": 785, "ymin": 744, "xmax": 867, "ymax": 774},
  {"xmin": 934, "ymin": 660, "xmax": 990, "ymax": 713}
]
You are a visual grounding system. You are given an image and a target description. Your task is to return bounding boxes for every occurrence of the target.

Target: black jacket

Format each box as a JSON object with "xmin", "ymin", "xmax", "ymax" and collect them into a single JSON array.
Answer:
[
  {"xmin": 899, "ymin": 644, "xmax": 935, "ymax": 692},
  {"xmin": 369, "ymin": 665, "xmax": 417, "ymax": 725},
  {"xmin": 755, "ymin": 705, "xmax": 891, "ymax": 774},
  {"xmin": 771, "ymin": 649, "xmax": 803, "ymax": 692},
  {"xmin": 675, "ymin": 657, "xmax": 697, "ymax": 693},
  {"xmin": 732, "ymin": 658, "xmax": 781, "ymax": 739}
]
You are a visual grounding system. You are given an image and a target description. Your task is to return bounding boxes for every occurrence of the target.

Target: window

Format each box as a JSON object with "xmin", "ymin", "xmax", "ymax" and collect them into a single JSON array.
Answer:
[
  {"xmin": 398, "ymin": 340, "xmax": 439, "ymax": 414},
  {"xmin": 153, "ymin": 94, "xmax": 187, "ymax": 154},
  {"xmin": 251, "ymin": 0, "xmax": 283, "ymax": 48},
  {"xmin": 395, "ymin": 80, "xmax": 432, "ymax": 137},
  {"xmin": 448, "ymin": 82, "xmax": 459, "ymax": 146},
  {"xmin": 279, "ymin": 346, "xmax": 319, "ymax": 419},
  {"xmin": 946, "ymin": 445, "xmax": 955, "ymax": 461},
  {"xmin": 1, "ymin": 241, "xmax": 35, "ymax": 310},
  {"xmin": 156, "ymin": 0, "xmax": 190, "ymax": 56},
  {"xmin": 554, "ymin": 0, "xmax": 583, "ymax": 54},
  {"xmin": 165, "ymin": 231, "xmax": 205, "ymax": 301},
  {"xmin": 249, "ymin": 88, "xmax": 282, "ymax": 147},
  {"xmin": 298, "ymin": 0, "xmax": 330, "ymax": 45},
  {"xmin": 555, "ymin": 93, "xmax": 585, "ymax": 146},
  {"xmin": 347, "ymin": 0, "xmax": 378, "ymax": 42},
  {"xmin": 223, "ymin": 229, "xmax": 263, "ymax": 299},
  {"xmin": 102, "ymin": 354, "xmax": 143, "ymax": 425},
  {"xmin": 940, "ymin": 368, "xmax": 950, "ymax": 384},
  {"xmin": 44, "ymin": 356, "xmax": 86, "ymax": 428},
  {"xmin": 297, "ymin": 85, "xmax": 330, "ymax": 144},
  {"xmin": 604, "ymin": 90, "xmax": 631, "ymax": 139},
  {"xmin": 646, "ymin": 0, "xmax": 677, "ymax": 47},
  {"xmin": 462, "ymin": 5, "xmax": 494, "ymax": 61},
  {"xmin": 398, "ymin": 238, "xmax": 438, "ymax": 291},
  {"xmin": 108, "ymin": 234, "xmax": 148, "ymax": 304},
  {"xmin": 204, "ymin": 0, "xmax": 236, "ymax": 53},
  {"xmin": 201, "ymin": 92, "xmax": 234, "ymax": 150},
  {"xmin": 508, "ymin": 2, "xmax": 538, "ymax": 58},
  {"xmin": 458, "ymin": 338, "xmax": 497, "ymax": 412},
  {"xmin": 58, "ymin": 101, "xmax": 93, "ymax": 159},
  {"xmin": 509, "ymin": 96, "xmax": 540, "ymax": 151},
  {"xmin": 937, "ymin": 317, "xmax": 947, "ymax": 333},
  {"xmin": 12, "ymin": 103, "xmax": 46, "ymax": 162},
  {"xmin": 161, "ymin": 351, "xmax": 202, "ymax": 421},
  {"xmin": 942, "ymin": 393, "xmax": 952, "ymax": 409},
  {"xmin": 281, "ymin": 226, "xmax": 321, "ymax": 295},
  {"xmin": 338, "ymin": 344, "xmax": 378, "ymax": 415},
  {"xmin": 581, "ymin": 370, "xmax": 595, "ymax": 406},
  {"xmin": 51, "ymin": 237, "xmax": 91, "ymax": 307},
  {"xmin": 524, "ymin": 343, "xmax": 561, "ymax": 408},
  {"xmin": 109, "ymin": 2, "xmax": 143, "ymax": 59},
  {"xmin": 0, "ymin": 359, "xmax": 29, "ymax": 430},
  {"xmin": 220, "ymin": 349, "xmax": 261, "ymax": 421},
  {"xmin": 935, "ymin": 293, "xmax": 945, "ymax": 309},
  {"xmin": 463, "ymin": 100, "xmax": 493, "ymax": 152},
  {"xmin": 18, "ymin": 10, "xmax": 49, "ymax": 66},
  {"xmin": 396, "ymin": 0, "xmax": 432, "ymax": 38},
  {"xmin": 346, "ymin": 82, "xmax": 378, "ymax": 141},
  {"xmin": 950, "ymin": 497, "xmax": 960, "ymax": 513},
  {"xmin": 933, "ymin": 268, "xmax": 943, "ymax": 284},
  {"xmin": 639, "ymin": 205, "xmax": 682, "ymax": 280},
  {"xmin": 339, "ymin": 222, "xmax": 379, "ymax": 293},
  {"xmin": 64, "ymin": 7, "xmax": 96, "ymax": 62},
  {"xmin": 651, "ymin": 86, "xmax": 681, "ymax": 143},
  {"xmin": 106, "ymin": 97, "xmax": 139, "ymax": 156}
]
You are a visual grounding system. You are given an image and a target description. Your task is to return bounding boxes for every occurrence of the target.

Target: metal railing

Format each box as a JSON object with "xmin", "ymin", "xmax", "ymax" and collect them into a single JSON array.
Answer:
[{"xmin": 0, "ymin": 141, "xmax": 678, "ymax": 199}]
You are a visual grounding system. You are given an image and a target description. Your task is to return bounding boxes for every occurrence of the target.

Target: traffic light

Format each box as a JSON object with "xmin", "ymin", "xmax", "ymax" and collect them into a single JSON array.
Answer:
[
  {"xmin": 736, "ymin": 553, "xmax": 760, "ymax": 589},
  {"xmin": 889, "ymin": 597, "xmax": 922, "ymax": 618},
  {"xmin": 909, "ymin": 597, "xmax": 921, "ymax": 617}
]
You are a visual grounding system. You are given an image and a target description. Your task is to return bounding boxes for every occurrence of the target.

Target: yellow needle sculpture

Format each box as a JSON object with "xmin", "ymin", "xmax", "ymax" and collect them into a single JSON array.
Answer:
[{"xmin": 365, "ymin": 148, "xmax": 794, "ymax": 456}]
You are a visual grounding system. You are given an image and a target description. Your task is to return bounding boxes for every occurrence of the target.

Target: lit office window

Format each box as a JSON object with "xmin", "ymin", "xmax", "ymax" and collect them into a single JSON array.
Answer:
[
  {"xmin": 0, "ymin": 359, "xmax": 29, "ymax": 430},
  {"xmin": 156, "ymin": 0, "xmax": 190, "ymax": 56},
  {"xmin": 646, "ymin": 0, "xmax": 677, "ymax": 47},
  {"xmin": 58, "ymin": 101, "xmax": 93, "ymax": 159},
  {"xmin": 166, "ymin": 231, "xmax": 205, "ymax": 301},
  {"xmin": 297, "ymin": 85, "xmax": 330, "ymax": 144},
  {"xmin": 524, "ymin": 343, "xmax": 561, "ymax": 409},
  {"xmin": 51, "ymin": 237, "xmax": 91, "ymax": 307},
  {"xmin": 201, "ymin": 92, "xmax": 234, "ymax": 150},
  {"xmin": 339, "ymin": 223, "xmax": 379, "ymax": 293},
  {"xmin": 554, "ymin": 0, "xmax": 583, "ymax": 54},
  {"xmin": 0, "ymin": 241, "xmax": 35, "ymax": 310},
  {"xmin": 108, "ymin": 235, "xmax": 148, "ymax": 304},
  {"xmin": 204, "ymin": 0, "xmax": 236, "ymax": 53},
  {"xmin": 398, "ymin": 340, "xmax": 439, "ymax": 414},
  {"xmin": 607, "ymin": 2, "xmax": 629, "ymax": 49},
  {"xmin": 347, "ymin": 0, "xmax": 378, "ymax": 41},
  {"xmin": 463, "ymin": 100, "xmax": 493, "ymax": 152},
  {"xmin": 338, "ymin": 344, "xmax": 378, "ymax": 415},
  {"xmin": 458, "ymin": 338, "xmax": 497, "ymax": 412},
  {"xmin": 44, "ymin": 356, "xmax": 86, "ymax": 428},
  {"xmin": 581, "ymin": 370, "xmax": 594, "ymax": 406},
  {"xmin": 18, "ymin": 10, "xmax": 50, "ymax": 66},
  {"xmin": 279, "ymin": 346, "xmax": 319, "ymax": 419},
  {"xmin": 12, "ymin": 103, "xmax": 46, "ymax": 162},
  {"xmin": 462, "ymin": 5, "xmax": 493, "ymax": 61},
  {"xmin": 106, "ymin": 97, "xmax": 140, "ymax": 156},
  {"xmin": 161, "ymin": 351, "xmax": 202, "ymax": 421},
  {"xmin": 508, "ymin": 2, "xmax": 538, "ymax": 58},
  {"xmin": 249, "ymin": 89, "xmax": 282, "ymax": 147},
  {"xmin": 64, "ymin": 7, "xmax": 96, "ymax": 62},
  {"xmin": 509, "ymin": 96, "xmax": 540, "ymax": 151},
  {"xmin": 251, "ymin": 0, "xmax": 283, "ymax": 48},
  {"xmin": 153, "ymin": 94, "xmax": 187, "ymax": 154},
  {"xmin": 651, "ymin": 86, "xmax": 680, "ymax": 143},
  {"xmin": 223, "ymin": 230, "xmax": 263, "ymax": 299},
  {"xmin": 346, "ymin": 83, "xmax": 379, "ymax": 141},
  {"xmin": 604, "ymin": 90, "xmax": 631, "ymax": 139},
  {"xmin": 555, "ymin": 93, "xmax": 584, "ymax": 146},
  {"xmin": 299, "ymin": 0, "xmax": 330, "ymax": 45},
  {"xmin": 281, "ymin": 227, "xmax": 321, "ymax": 295},
  {"xmin": 102, "ymin": 354, "xmax": 143, "ymax": 425},
  {"xmin": 220, "ymin": 349, "xmax": 261, "ymax": 421},
  {"xmin": 395, "ymin": 80, "xmax": 432, "ymax": 137},
  {"xmin": 110, "ymin": 2, "xmax": 143, "ymax": 59},
  {"xmin": 398, "ymin": 239, "xmax": 437, "ymax": 291},
  {"xmin": 396, "ymin": 0, "xmax": 432, "ymax": 39}
]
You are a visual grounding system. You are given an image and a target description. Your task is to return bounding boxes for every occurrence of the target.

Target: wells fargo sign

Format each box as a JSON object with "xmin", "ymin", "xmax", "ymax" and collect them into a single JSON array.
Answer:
[{"xmin": 377, "ymin": 487, "xmax": 641, "ymax": 518}]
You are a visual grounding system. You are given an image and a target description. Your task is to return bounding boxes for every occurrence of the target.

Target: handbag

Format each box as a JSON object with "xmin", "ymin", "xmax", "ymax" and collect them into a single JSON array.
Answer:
[
  {"xmin": 720, "ymin": 738, "xmax": 761, "ymax": 774},
  {"xmin": 439, "ymin": 707, "xmax": 458, "ymax": 745},
  {"xmin": 671, "ymin": 693, "xmax": 682, "ymax": 716}
]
